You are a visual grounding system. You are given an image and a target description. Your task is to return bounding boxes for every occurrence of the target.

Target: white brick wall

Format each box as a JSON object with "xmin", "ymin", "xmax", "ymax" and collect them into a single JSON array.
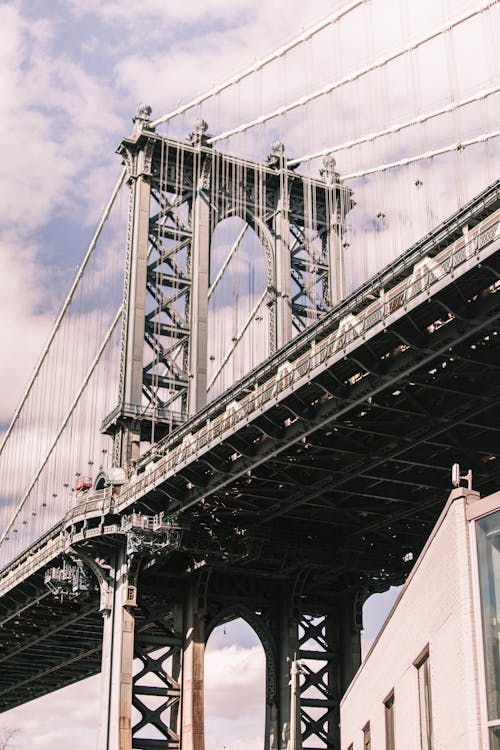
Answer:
[{"xmin": 340, "ymin": 488, "xmax": 486, "ymax": 750}]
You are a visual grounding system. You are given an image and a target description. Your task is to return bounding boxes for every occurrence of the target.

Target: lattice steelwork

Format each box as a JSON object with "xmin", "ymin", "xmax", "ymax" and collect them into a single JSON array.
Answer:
[
  {"xmin": 1, "ymin": 4, "xmax": 500, "ymax": 750},
  {"xmin": 132, "ymin": 608, "xmax": 182, "ymax": 750},
  {"xmin": 0, "ymin": 180, "xmax": 499, "ymax": 750},
  {"xmin": 289, "ymin": 156, "xmax": 345, "ymax": 334},
  {"xmin": 102, "ymin": 108, "xmax": 352, "ymax": 470},
  {"xmin": 298, "ymin": 615, "xmax": 340, "ymax": 750}
]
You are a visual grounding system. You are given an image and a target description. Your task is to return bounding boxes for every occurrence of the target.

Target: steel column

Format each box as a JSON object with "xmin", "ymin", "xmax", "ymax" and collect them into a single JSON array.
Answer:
[
  {"xmin": 181, "ymin": 580, "xmax": 206, "ymax": 750},
  {"xmin": 326, "ymin": 210, "xmax": 345, "ymax": 308},
  {"xmin": 263, "ymin": 583, "xmax": 298, "ymax": 750},
  {"xmin": 338, "ymin": 594, "xmax": 362, "ymax": 694},
  {"xmin": 322, "ymin": 156, "xmax": 346, "ymax": 307},
  {"xmin": 114, "ymin": 108, "xmax": 156, "ymax": 468},
  {"xmin": 97, "ymin": 547, "xmax": 137, "ymax": 750},
  {"xmin": 272, "ymin": 151, "xmax": 292, "ymax": 350},
  {"xmin": 187, "ymin": 149, "xmax": 211, "ymax": 415}
]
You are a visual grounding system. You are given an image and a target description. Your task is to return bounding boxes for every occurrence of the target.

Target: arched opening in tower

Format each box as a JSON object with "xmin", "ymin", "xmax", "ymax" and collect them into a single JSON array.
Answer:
[
  {"xmin": 205, "ymin": 617, "xmax": 266, "ymax": 750},
  {"xmin": 207, "ymin": 216, "xmax": 270, "ymax": 401}
]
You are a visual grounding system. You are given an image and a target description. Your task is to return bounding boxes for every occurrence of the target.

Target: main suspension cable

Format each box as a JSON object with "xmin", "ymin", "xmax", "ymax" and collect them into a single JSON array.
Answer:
[
  {"xmin": 207, "ymin": 1, "xmax": 497, "ymax": 145},
  {"xmin": 0, "ymin": 168, "xmax": 126, "ymax": 460},
  {"xmin": 342, "ymin": 129, "xmax": 500, "ymax": 179},
  {"xmin": 150, "ymin": 0, "xmax": 368, "ymax": 128},
  {"xmin": 287, "ymin": 84, "xmax": 500, "ymax": 167}
]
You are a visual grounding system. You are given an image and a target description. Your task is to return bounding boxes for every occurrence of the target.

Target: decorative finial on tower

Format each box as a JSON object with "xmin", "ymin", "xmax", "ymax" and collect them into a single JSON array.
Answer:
[
  {"xmin": 319, "ymin": 154, "xmax": 339, "ymax": 185},
  {"xmin": 189, "ymin": 119, "xmax": 211, "ymax": 147},
  {"xmin": 133, "ymin": 104, "xmax": 154, "ymax": 136},
  {"xmin": 267, "ymin": 140, "xmax": 286, "ymax": 169}
]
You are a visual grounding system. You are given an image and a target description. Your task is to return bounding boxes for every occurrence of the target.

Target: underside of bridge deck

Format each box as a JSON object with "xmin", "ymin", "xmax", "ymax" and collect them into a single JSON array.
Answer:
[
  {"xmin": 0, "ymin": 574, "xmax": 102, "ymax": 710},
  {"xmin": 131, "ymin": 228, "xmax": 500, "ymax": 605},
  {"xmin": 0, "ymin": 185, "xmax": 499, "ymax": 723}
]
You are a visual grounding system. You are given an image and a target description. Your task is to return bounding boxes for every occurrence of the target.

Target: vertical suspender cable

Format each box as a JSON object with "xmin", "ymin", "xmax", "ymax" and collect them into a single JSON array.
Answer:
[{"xmin": 0, "ymin": 168, "xmax": 127, "ymax": 459}]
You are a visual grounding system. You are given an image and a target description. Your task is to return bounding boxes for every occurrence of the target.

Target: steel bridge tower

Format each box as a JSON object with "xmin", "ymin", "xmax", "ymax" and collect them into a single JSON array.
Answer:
[{"xmin": 85, "ymin": 106, "xmax": 354, "ymax": 750}]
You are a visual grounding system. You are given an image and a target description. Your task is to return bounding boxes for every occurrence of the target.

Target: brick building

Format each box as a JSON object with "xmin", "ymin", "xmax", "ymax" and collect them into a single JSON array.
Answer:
[{"xmin": 340, "ymin": 486, "xmax": 500, "ymax": 750}]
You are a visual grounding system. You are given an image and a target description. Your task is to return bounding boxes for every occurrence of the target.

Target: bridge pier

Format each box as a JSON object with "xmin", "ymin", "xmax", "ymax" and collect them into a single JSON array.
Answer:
[
  {"xmin": 88, "ymin": 550, "xmax": 207, "ymax": 750},
  {"xmin": 86, "ymin": 547, "xmax": 137, "ymax": 750},
  {"xmin": 269, "ymin": 585, "xmax": 298, "ymax": 750},
  {"xmin": 181, "ymin": 580, "xmax": 206, "ymax": 750},
  {"xmin": 43, "ymin": 541, "xmax": 362, "ymax": 750}
]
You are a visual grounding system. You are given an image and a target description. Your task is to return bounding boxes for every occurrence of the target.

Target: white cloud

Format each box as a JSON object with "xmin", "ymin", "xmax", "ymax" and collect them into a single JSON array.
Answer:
[
  {"xmin": 1, "ymin": 675, "xmax": 100, "ymax": 750},
  {"xmin": 0, "ymin": 5, "xmax": 121, "ymax": 232},
  {"xmin": 0, "ymin": 237, "xmax": 52, "ymax": 423},
  {"xmin": 205, "ymin": 643, "xmax": 265, "ymax": 720}
]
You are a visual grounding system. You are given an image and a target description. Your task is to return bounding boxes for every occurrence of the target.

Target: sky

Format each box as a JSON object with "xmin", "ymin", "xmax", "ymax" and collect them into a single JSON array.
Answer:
[{"xmin": 0, "ymin": 0, "xmax": 498, "ymax": 747}]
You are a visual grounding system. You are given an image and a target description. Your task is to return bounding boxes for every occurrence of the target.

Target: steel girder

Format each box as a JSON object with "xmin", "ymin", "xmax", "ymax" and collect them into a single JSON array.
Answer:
[{"xmin": 105, "ymin": 111, "xmax": 352, "ymax": 465}]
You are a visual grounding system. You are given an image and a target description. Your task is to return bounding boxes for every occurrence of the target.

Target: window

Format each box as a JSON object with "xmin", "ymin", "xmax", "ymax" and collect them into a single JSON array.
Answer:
[
  {"xmin": 363, "ymin": 721, "xmax": 371, "ymax": 750},
  {"xmin": 415, "ymin": 648, "xmax": 433, "ymax": 750},
  {"xmin": 384, "ymin": 691, "xmax": 395, "ymax": 750},
  {"xmin": 476, "ymin": 509, "xmax": 500, "ymax": 749}
]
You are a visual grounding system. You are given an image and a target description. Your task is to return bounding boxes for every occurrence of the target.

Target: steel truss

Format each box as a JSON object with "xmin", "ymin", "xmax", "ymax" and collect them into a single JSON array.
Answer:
[
  {"xmin": 103, "ymin": 107, "xmax": 352, "ymax": 469},
  {"xmin": 132, "ymin": 605, "xmax": 182, "ymax": 749},
  {"xmin": 41, "ymin": 540, "xmax": 360, "ymax": 750},
  {"xmin": 299, "ymin": 614, "xmax": 340, "ymax": 748}
]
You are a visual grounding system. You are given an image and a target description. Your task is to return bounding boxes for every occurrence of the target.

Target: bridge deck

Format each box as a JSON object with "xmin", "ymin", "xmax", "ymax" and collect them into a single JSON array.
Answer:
[{"xmin": 1, "ymin": 179, "xmax": 499, "ymax": 711}]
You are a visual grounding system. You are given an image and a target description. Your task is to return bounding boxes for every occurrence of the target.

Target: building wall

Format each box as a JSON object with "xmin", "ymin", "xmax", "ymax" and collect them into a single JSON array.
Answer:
[{"xmin": 340, "ymin": 488, "xmax": 485, "ymax": 750}]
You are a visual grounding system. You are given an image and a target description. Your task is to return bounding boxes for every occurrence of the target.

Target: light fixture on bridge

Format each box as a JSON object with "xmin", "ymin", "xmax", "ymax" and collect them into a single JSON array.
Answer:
[{"xmin": 451, "ymin": 463, "xmax": 473, "ymax": 490}]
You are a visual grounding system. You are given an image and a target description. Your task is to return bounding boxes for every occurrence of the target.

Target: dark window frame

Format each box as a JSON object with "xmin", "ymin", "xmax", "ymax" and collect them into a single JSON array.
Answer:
[
  {"xmin": 363, "ymin": 720, "xmax": 371, "ymax": 750},
  {"xmin": 384, "ymin": 689, "xmax": 395, "ymax": 750},
  {"xmin": 414, "ymin": 646, "xmax": 433, "ymax": 750}
]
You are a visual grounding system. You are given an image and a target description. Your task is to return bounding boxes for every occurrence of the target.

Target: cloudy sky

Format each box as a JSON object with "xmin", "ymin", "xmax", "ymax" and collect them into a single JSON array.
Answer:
[
  {"xmin": 1, "ymin": 0, "xmax": 498, "ymax": 747},
  {"xmin": 1, "ymin": 0, "xmax": 498, "ymax": 428}
]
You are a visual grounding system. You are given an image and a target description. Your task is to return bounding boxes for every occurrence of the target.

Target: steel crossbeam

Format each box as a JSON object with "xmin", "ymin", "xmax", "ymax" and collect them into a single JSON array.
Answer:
[{"xmin": 0, "ymin": 122, "xmax": 499, "ymax": 750}]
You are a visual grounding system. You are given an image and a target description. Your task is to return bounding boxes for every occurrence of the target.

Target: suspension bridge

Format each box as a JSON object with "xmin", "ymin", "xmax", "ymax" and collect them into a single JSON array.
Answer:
[{"xmin": 1, "ymin": 1, "xmax": 500, "ymax": 748}]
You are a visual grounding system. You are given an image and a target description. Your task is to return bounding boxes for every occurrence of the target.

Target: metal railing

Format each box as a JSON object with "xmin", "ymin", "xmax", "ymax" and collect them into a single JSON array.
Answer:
[
  {"xmin": 1, "ymin": 198, "xmax": 498, "ymax": 589},
  {"xmin": 118, "ymin": 210, "xmax": 500, "ymax": 511}
]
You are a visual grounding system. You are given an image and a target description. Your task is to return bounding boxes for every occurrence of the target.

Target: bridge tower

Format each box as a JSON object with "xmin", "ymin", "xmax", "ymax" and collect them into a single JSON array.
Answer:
[{"xmin": 90, "ymin": 106, "xmax": 354, "ymax": 750}]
